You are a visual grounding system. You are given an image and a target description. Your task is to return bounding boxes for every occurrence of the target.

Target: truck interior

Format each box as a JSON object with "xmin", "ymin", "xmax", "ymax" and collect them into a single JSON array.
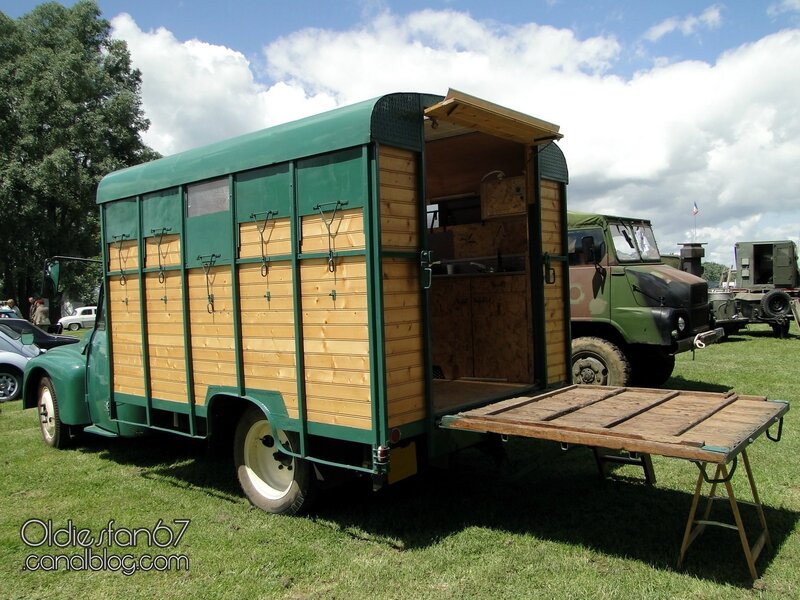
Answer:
[{"xmin": 419, "ymin": 92, "xmax": 564, "ymax": 414}]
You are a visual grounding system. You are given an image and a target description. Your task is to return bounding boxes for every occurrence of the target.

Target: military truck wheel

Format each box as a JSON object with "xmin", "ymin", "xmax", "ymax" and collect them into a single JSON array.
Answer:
[
  {"xmin": 38, "ymin": 377, "xmax": 70, "ymax": 448},
  {"xmin": 571, "ymin": 337, "xmax": 631, "ymax": 387},
  {"xmin": 761, "ymin": 290, "xmax": 792, "ymax": 319},
  {"xmin": 234, "ymin": 406, "xmax": 315, "ymax": 515},
  {"xmin": 630, "ymin": 348, "xmax": 675, "ymax": 388}
]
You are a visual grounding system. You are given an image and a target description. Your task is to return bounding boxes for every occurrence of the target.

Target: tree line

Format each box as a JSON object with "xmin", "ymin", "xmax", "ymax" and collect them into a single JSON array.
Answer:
[{"xmin": 0, "ymin": 1, "xmax": 158, "ymax": 318}]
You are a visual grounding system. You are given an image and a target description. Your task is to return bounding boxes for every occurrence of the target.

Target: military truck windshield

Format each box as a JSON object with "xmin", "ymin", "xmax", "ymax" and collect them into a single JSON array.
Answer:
[{"xmin": 610, "ymin": 222, "xmax": 660, "ymax": 262}]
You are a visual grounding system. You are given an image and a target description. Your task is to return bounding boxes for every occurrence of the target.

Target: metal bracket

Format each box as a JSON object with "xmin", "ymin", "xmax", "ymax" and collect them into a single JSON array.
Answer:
[
  {"xmin": 198, "ymin": 254, "xmax": 220, "ymax": 313},
  {"xmin": 250, "ymin": 210, "xmax": 278, "ymax": 276},
  {"xmin": 766, "ymin": 415, "xmax": 784, "ymax": 442},
  {"xmin": 694, "ymin": 458, "xmax": 738, "ymax": 484},
  {"xmin": 150, "ymin": 227, "xmax": 173, "ymax": 284},
  {"xmin": 420, "ymin": 250, "xmax": 434, "ymax": 290},
  {"xmin": 112, "ymin": 234, "xmax": 129, "ymax": 286},
  {"xmin": 312, "ymin": 200, "xmax": 348, "ymax": 273},
  {"xmin": 542, "ymin": 253, "xmax": 566, "ymax": 285}
]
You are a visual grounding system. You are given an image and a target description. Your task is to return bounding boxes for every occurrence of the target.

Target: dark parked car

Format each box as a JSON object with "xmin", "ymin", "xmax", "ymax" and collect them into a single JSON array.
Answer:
[{"xmin": 0, "ymin": 319, "xmax": 80, "ymax": 350}]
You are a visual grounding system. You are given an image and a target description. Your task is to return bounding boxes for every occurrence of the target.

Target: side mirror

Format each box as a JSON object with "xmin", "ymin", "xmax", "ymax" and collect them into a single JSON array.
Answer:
[
  {"xmin": 21, "ymin": 332, "xmax": 35, "ymax": 346},
  {"xmin": 43, "ymin": 259, "xmax": 61, "ymax": 295}
]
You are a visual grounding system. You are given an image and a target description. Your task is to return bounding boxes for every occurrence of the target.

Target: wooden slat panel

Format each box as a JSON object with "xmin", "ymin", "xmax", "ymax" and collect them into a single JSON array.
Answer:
[
  {"xmin": 382, "ymin": 256, "xmax": 425, "ymax": 427},
  {"xmin": 108, "ymin": 240, "xmax": 139, "ymax": 271},
  {"xmin": 239, "ymin": 260, "xmax": 298, "ymax": 416},
  {"xmin": 186, "ymin": 265, "xmax": 235, "ymax": 405},
  {"xmin": 108, "ymin": 274, "xmax": 144, "ymax": 395},
  {"xmin": 380, "ymin": 146, "xmax": 418, "ymax": 251},
  {"xmin": 144, "ymin": 271, "xmax": 187, "ymax": 402},
  {"xmin": 239, "ymin": 218, "xmax": 293, "ymax": 258},
  {"xmin": 144, "ymin": 234, "xmax": 181, "ymax": 269},
  {"xmin": 301, "ymin": 256, "xmax": 372, "ymax": 430},
  {"xmin": 301, "ymin": 208, "xmax": 365, "ymax": 253}
]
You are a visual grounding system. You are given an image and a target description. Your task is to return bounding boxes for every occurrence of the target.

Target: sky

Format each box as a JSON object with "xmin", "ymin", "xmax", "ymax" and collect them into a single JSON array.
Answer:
[{"xmin": 4, "ymin": 1, "xmax": 800, "ymax": 267}]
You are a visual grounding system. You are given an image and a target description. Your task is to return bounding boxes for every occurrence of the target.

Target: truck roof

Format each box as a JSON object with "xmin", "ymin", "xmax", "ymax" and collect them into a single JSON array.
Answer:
[
  {"xmin": 567, "ymin": 211, "xmax": 653, "ymax": 229},
  {"xmin": 98, "ymin": 89, "xmax": 565, "ymax": 205}
]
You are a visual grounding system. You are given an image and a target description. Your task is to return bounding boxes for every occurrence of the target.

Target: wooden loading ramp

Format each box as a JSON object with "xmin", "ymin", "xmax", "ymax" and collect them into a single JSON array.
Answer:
[{"xmin": 439, "ymin": 384, "xmax": 789, "ymax": 579}]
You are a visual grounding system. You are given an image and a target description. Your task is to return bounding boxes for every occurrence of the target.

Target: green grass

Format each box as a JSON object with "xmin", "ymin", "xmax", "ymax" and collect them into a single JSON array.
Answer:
[{"xmin": 1, "ymin": 323, "xmax": 798, "ymax": 599}]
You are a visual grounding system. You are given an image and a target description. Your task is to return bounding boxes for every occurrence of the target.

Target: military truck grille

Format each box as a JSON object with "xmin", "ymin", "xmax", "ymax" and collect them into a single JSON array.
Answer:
[{"xmin": 689, "ymin": 283, "xmax": 710, "ymax": 331}]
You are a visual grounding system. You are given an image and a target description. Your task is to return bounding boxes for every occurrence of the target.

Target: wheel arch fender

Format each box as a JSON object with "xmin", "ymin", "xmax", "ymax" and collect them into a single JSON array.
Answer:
[
  {"xmin": 205, "ymin": 388, "xmax": 295, "ymax": 442},
  {"xmin": 23, "ymin": 365, "xmax": 91, "ymax": 425}
]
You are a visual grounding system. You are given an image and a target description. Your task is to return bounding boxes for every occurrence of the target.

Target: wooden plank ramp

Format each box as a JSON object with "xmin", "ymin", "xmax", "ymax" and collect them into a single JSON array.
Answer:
[{"xmin": 440, "ymin": 385, "xmax": 787, "ymax": 464}]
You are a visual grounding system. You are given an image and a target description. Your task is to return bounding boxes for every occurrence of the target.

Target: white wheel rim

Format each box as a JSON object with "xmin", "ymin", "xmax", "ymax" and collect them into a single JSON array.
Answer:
[
  {"xmin": 39, "ymin": 386, "xmax": 56, "ymax": 441},
  {"xmin": 0, "ymin": 373, "xmax": 18, "ymax": 401},
  {"xmin": 243, "ymin": 420, "xmax": 294, "ymax": 500}
]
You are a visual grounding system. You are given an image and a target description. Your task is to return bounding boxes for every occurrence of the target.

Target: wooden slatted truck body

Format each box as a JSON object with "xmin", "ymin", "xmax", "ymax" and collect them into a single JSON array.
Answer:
[{"xmin": 23, "ymin": 90, "xmax": 574, "ymax": 513}]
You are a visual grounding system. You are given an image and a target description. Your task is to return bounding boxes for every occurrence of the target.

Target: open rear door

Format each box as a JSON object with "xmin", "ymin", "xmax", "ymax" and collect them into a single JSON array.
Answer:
[
  {"xmin": 424, "ymin": 89, "xmax": 563, "ymax": 144},
  {"xmin": 440, "ymin": 385, "xmax": 787, "ymax": 463}
]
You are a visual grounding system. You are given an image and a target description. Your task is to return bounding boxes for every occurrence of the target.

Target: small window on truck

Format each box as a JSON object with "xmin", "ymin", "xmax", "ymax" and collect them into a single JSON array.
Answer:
[
  {"xmin": 186, "ymin": 177, "xmax": 229, "ymax": 218},
  {"xmin": 567, "ymin": 228, "xmax": 605, "ymax": 265}
]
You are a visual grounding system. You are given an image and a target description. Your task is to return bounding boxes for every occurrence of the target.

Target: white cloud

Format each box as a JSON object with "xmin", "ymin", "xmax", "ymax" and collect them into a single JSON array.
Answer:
[
  {"xmin": 110, "ymin": 10, "xmax": 800, "ymax": 266},
  {"xmin": 768, "ymin": 0, "xmax": 800, "ymax": 17},
  {"xmin": 110, "ymin": 14, "xmax": 337, "ymax": 156},
  {"xmin": 643, "ymin": 5, "xmax": 723, "ymax": 43}
]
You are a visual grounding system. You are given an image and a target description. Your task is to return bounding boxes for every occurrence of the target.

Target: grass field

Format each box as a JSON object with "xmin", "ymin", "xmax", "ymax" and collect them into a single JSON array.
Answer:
[{"xmin": 1, "ymin": 323, "xmax": 797, "ymax": 599}]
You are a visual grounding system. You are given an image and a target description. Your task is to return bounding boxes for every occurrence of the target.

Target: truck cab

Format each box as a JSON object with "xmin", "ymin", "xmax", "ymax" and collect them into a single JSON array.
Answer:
[{"xmin": 567, "ymin": 211, "xmax": 720, "ymax": 387}]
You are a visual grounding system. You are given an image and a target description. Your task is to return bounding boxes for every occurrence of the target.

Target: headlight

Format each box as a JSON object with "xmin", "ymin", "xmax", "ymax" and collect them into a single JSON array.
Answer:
[{"xmin": 677, "ymin": 316, "xmax": 686, "ymax": 332}]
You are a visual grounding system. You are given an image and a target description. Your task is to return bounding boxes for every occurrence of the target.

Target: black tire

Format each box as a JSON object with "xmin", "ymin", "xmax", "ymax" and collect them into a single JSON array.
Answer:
[
  {"xmin": 234, "ymin": 406, "xmax": 315, "ymax": 515},
  {"xmin": 68, "ymin": 323, "xmax": 81, "ymax": 331},
  {"xmin": 38, "ymin": 376, "xmax": 70, "ymax": 448},
  {"xmin": 0, "ymin": 367, "xmax": 22, "ymax": 402},
  {"xmin": 760, "ymin": 290, "xmax": 792, "ymax": 319},
  {"xmin": 571, "ymin": 336, "xmax": 631, "ymax": 387},
  {"xmin": 630, "ymin": 347, "xmax": 675, "ymax": 388}
]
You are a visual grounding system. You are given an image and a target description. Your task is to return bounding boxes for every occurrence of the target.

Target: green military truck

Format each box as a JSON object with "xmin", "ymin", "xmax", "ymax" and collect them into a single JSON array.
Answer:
[
  {"xmin": 719, "ymin": 240, "xmax": 800, "ymax": 337},
  {"xmin": 567, "ymin": 212, "xmax": 722, "ymax": 387}
]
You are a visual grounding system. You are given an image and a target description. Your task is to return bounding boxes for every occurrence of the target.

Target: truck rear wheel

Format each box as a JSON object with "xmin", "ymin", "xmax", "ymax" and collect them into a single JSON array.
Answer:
[
  {"xmin": 38, "ymin": 376, "xmax": 70, "ymax": 448},
  {"xmin": 234, "ymin": 406, "xmax": 314, "ymax": 515},
  {"xmin": 571, "ymin": 337, "xmax": 631, "ymax": 387}
]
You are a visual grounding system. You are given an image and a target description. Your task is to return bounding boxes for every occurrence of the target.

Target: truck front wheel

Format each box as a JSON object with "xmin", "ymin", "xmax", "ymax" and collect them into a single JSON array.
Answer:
[
  {"xmin": 38, "ymin": 377, "xmax": 70, "ymax": 448},
  {"xmin": 234, "ymin": 406, "xmax": 315, "ymax": 515},
  {"xmin": 571, "ymin": 337, "xmax": 631, "ymax": 387}
]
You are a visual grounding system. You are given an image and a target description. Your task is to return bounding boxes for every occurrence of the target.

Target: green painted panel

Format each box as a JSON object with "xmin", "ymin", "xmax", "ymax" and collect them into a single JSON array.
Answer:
[
  {"xmin": 103, "ymin": 198, "xmax": 139, "ymax": 242},
  {"xmin": 235, "ymin": 164, "xmax": 292, "ymax": 223},
  {"xmin": 142, "ymin": 187, "xmax": 181, "ymax": 236},
  {"xmin": 185, "ymin": 179, "xmax": 233, "ymax": 267},
  {"xmin": 296, "ymin": 147, "xmax": 366, "ymax": 216}
]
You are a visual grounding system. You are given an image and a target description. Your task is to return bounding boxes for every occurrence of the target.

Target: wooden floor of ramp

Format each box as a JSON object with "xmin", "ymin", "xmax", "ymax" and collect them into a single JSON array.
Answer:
[
  {"xmin": 439, "ymin": 384, "xmax": 789, "ymax": 579},
  {"xmin": 439, "ymin": 385, "xmax": 788, "ymax": 464}
]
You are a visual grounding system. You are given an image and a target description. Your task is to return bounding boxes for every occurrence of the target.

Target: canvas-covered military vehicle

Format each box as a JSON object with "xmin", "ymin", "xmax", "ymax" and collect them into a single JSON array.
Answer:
[
  {"xmin": 722, "ymin": 240, "xmax": 800, "ymax": 337},
  {"xmin": 567, "ymin": 212, "xmax": 722, "ymax": 387}
]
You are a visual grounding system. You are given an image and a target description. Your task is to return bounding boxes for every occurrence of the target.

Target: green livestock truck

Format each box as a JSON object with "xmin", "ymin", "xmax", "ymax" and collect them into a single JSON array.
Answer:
[
  {"xmin": 567, "ymin": 212, "xmax": 722, "ymax": 387},
  {"xmin": 23, "ymin": 90, "xmax": 575, "ymax": 514}
]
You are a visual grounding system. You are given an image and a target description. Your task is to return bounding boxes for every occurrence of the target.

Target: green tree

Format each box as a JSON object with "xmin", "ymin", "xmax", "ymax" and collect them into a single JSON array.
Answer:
[
  {"xmin": 0, "ymin": 1, "xmax": 158, "ymax": 316},
  {"xmin": 701, "ymin": 261, "xmax": 731, "ymax": 286}
]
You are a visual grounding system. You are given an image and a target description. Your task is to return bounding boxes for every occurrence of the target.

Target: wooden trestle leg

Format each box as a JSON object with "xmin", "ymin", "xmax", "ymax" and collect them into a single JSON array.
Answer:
[{"xmin": 677, "ymin": 450, "xmax": 771, "ymax": 580}]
